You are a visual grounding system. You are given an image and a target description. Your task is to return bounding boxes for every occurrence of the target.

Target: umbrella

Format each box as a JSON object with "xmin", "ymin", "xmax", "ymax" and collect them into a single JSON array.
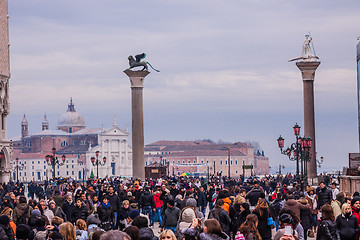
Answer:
[{"xmin": 180, "ymin": 172, "xmax": 190, "ymax": 176}]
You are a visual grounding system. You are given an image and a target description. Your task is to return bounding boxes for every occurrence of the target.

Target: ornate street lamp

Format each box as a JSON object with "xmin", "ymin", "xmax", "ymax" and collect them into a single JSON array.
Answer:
[
  {"xmin": 45, "ymin": 148, "xmax": 66, "ymax": 180},
  {"xmin": 277, "ymin": 123, "xmax": 312, "ymax": 189},
  {"xmin": 90, "ymin": 151, "xmax": 106, "ymax": 179},
  {"xmin": 14, "ymin": 158, "xmax": 24, "ymax": 182}
]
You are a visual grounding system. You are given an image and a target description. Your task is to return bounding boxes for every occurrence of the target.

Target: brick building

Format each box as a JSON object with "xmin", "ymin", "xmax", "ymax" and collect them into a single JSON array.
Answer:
[{"xmin": 144, "ymin": 140, "xmax": 270, "ymax": 178}]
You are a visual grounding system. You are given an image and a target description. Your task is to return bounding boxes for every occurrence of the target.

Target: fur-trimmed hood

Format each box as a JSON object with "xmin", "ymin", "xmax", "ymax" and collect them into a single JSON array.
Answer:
[{"xmin": 199, "ymin": 232, "xmax": 230, "ymax": 240}]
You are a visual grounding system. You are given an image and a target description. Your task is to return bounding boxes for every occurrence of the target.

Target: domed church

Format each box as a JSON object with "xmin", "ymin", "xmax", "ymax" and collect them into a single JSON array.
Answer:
[{"xmin": 12, "ymin": 98, "xmax": 132, "ymax": 182}]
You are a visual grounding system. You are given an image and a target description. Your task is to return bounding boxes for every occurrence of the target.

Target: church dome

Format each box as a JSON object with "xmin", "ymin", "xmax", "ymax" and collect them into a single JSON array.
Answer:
[{"xmin": 57, "ymin": 98, "xmax": 85, "ymax": 128}]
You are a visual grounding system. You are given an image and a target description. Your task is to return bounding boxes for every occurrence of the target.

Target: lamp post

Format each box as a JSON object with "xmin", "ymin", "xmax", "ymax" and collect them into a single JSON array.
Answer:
[
  {"xmin": 45, "ymin": 148, "xmax": 66, "ymax": 180},
  {"xmin": 90, "ymin": 151, "xmax": 106, "ymax": 179},
  {"xmin": 277, "ymin": 123, "xmax": 312, "ymax": 189},
  {"xmin": 14, "ymin": 158, "xmax": 24, "ymax": 182}
]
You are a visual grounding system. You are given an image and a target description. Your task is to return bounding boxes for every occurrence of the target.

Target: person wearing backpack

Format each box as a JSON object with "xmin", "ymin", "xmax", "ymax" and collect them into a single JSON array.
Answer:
[
  {"xmin": 208, "ymin": 199, "xmax": 231, "ymax": 236},
  {"xmin": 269, "ymin": 193, "xmax": 283, "ymax": 231},
  {"xmin": 13, "ymin": 196, "xmax": 32, "ymax": 226},
  {"xmin": 86, "ymin": 214, "xmax": 104, "ymax": 240}
]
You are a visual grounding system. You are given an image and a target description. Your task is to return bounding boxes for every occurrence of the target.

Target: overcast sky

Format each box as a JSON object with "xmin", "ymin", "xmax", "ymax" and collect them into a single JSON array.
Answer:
[{"xmin": 6, "ymin": 0, "xmax": 360, "ymax": 172}]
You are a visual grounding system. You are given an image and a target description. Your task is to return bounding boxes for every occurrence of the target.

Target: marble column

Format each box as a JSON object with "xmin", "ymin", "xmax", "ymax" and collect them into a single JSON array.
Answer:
[
  {"xmin": 296, "ymin": 61, "xmax": 320, "ymax": 178},
  {"xmin": 124, "ymin": 70, "xmax": 150, "ymax": 180}
]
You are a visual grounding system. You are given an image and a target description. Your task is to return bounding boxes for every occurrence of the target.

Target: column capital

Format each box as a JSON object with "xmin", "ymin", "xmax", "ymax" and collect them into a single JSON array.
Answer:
[
  {"xmin": 296, "ymin": 61, "xmax": 321, "ymax": 81},
  {"xmin": 124, "ymin": 69, "xmax": 150, "ymax": 88}
]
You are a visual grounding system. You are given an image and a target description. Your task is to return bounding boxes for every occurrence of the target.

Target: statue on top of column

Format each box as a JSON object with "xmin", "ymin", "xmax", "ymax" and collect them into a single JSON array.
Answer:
[
  {"xmin": 289, "ymin": 34, "xmax": 319, "ymax": 62},
  {"xmin": 127, "ymin": 53, "xmax": 160, "ymax": 72}
]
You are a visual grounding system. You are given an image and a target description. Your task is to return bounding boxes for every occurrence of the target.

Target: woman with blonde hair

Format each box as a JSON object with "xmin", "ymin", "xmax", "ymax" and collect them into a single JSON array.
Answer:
[
  {"xmin": 336, "ymin": 203, "xmax": 359, "ymax": 240},
  {"xmin": 59, "ymin": 222, "xmax": 76, "ymax": 240},
  {"xmin": 75, "ymin": 219, "xmax": 88, "ymax": 240},
  {"xmin": 159, "ymin": 229, "xmax": 177, "ymax": 240}
]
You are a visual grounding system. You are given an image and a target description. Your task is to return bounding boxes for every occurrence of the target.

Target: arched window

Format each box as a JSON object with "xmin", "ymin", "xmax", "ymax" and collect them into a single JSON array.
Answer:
[{"xmin": 61, "ymin": 141, "xmax": 69, "ymax": 146}]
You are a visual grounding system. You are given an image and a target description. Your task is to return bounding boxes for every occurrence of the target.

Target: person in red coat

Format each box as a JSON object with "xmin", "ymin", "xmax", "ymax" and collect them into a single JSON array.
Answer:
[
  {"xmin": 154, "ymin": 190, "xmax": 163, "ymax": 225},
  {"xmin": 351, "ymin": 196, "xmax": 360, "ymax": 240}
]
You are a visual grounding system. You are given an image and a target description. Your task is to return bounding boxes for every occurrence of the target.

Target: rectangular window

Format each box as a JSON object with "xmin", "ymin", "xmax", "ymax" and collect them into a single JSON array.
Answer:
[
  {"xmin": 44, "ymin": 166, "xmax": 46, "ymax": 169},
  {"xmin": 220, "ymin": 161, "xmax": 223, "ymax": 165},
  {"xmin": 66, "ymin": 171, "xmax": 69, "ymax": 175},
  {"xmin": 111, "ymin": 162, "xmax": 115, "ymax": 175},
  {"xmin": 32, "ymin": 172, "xmax": 34, "ymax": 176},
  {"xmin": 24, "ymin": 172, "xmax": 26, "ymax": 176},
  {"xmin": 72, "ymin": 171, "xmax": 74, "ymax": 175},
  {"xmin": 37, "ymin": 172, "xmax": 41, "ymax": 180}
]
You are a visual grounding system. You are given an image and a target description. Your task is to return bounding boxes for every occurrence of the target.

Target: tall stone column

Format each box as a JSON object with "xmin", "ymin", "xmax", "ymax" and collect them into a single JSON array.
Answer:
[
  {"xmin": 296, "ymin": 61, "xmax": 320, "ymax": 178},
  {"xmin": 124, "ymin": 69, "xmax": 150, "ymax": 180}
]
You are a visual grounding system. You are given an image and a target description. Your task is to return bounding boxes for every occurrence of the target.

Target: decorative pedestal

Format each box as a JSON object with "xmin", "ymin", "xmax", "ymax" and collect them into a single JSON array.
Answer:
[
  {"xmin": 124, "ymin": 69, "xmax": 150, "ymax": 180},
  {"xmin": 296, "ymin": 61, "xmax": 321, "ymax": 178}
]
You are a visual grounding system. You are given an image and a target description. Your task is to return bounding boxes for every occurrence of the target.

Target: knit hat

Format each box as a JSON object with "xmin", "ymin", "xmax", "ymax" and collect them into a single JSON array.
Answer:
[
  {"xmin": 86, "ymin": 214, "xmax": 101, "ymax": 225},
  {"xmin": 49, "ymin": 200, "xmax": 56, "ymax": 205},
  {"xmin": 0, "ymin": 215, "xmax": 9, "ymax": 225},
  {"xmin": 351, "ymin": 196, "xmax": 360, "ymax": 206},
  {"xmin": 129, "ymin": 210, "xmax": 140, "ymax": 220},
  {"xmin": 31, "ymin": 209, "xmax": 41, "ymax": 216},
  {"xmin": 186, "ymin": 198, "xmax": 197, "ymax": 208},
  {"xmin": 16, "ymin": 224, "xmax": 30, "ymax": 240},
  {"xmin": 127, "ymin": 191, "xmax": 132, "ymax": 197}
]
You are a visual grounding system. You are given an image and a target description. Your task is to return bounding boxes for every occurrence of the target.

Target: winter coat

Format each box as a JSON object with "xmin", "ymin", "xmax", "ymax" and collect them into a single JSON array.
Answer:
[
  {"xmin": 300, "ymin": 207, "xmax": 312, "ymax": 231},
  {"xmin": 336, "ymin": 213, "xmax": 359, "ymax": 240},
  {"xmin": 108, "ymin": 194, "xmax": 121, "ymax": 213},
  {"xmin": 283, "ymin": 199, "xmax": 309, "ymax": 220},
  {"xmin": 317, "ymin": 187, "xmax": 332, "ymax": 209},
  {"xmin": 13, "ymin": 202, "xmax": 32, "ymax": 225},
  {"xmin": 62, "ymin": 200, "xmax": 75, "ymax": 223},
  {"xmin": 316, "ymin": 219, "xmax": 340, "ymax": 240},
  {"xmin": 140, "ymin": 190, "xmax": 155, "ymax": 208},
  {"xmin": 0, "ymin": 225, "xmax": 8, "ymax": 240},
  {"xmin": 253, "ymin": 209, "xmax": 272, "ymax": 240},
  {"xmin": 50, "ymin": 205, "xmax": 67, "ymax": 221},
  {"xmin": 208, "ymin": 207, "xmax": 231, "ymax": 236},
  {"xmin": 331, "ymin": 200, "xmax": 342, "ymax": 219},
  {"xmin": 97, "ymin": 203, "xmax": 114, "ymax": 222},
  {"xmin": 154, "ymin": 193, "xmax": 163, "ymax": 208},
  {"xmin": 161, "ymin": 206, "xmax": 181, "ymax": 228},
  {"xmin": 199, "ymin": 232, "xmax": 230, "ymax": 240},
  {"xmin": 351, "ymin": 206, "xmax": 360, "ymax": 239},
  {"xmin": 0, "ymin": 224, "xmax": 14, "ymax": 240},
  {"xmin": 53, "ymin": 194, "xmax": 64, "ymax": 208},
  {"xmin": 229, "ymin": 204, "xmax": 250, "ymax": 234},
  {"xmin": 72, "ymin": 203, "xmax": 89, "ymax": 223},
  {"xmin": 197, "ymin": 191, "xmax": 207, "ymax": 208}
]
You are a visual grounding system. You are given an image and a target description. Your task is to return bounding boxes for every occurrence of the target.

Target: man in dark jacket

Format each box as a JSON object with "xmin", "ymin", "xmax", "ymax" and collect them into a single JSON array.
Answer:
[
  {"xmin": 52, "ymin": 190, "xmax": 64, "ymax": 208},
  {"xmin": 107, "ymin": 186, "xmax": 121, "ymax": 229},
  {"xmin": 317, "ymin": 182, "xmax": 332, "ymax": 209},
  {"xmin": 98, "ymin": 195, "xmax": 114, "ymax": 231},
  {"xmin": 246, "ymin": 182, "xmax": 264, "ymax": 206},
  {"xmin": 13, "ymin": 196, "xmax": 32, "ymax": 225},
  {"xmin": 160, "ymin": 199, "xmax": 180, "ymax": 233},
  {"xmin": 139, "ymin": 186, "xmax": 155, "ymax": 226},
  {"xmin": 71, "ymin": 198, "xmax": 89, "ymax": 223},
  {"xmin": 62, "ymin": 194, "xmax": 75, "ymax": 223},
  {"xmin": 197, "ymin": 186, "xmax": 207, "ymax": 215}
]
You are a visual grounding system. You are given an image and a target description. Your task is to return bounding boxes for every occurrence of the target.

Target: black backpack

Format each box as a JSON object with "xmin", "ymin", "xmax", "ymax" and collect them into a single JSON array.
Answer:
[
  {"xmin": 269, "ymin": 200, "xmax": 281, "ymax": 219},
  {"xmin": 16, "ymin": 206, "xmax": 29, "ymax": 225}
]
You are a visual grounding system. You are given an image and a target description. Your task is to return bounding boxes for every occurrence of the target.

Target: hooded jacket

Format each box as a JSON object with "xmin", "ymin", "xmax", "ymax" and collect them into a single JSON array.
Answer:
[
  {"xmin": 13, "ymin": 203, "xmax": 32, "ymax": 225},
  {"xmin": 283, "ymin": 199, "xmax": 309, "ymax": 220}
]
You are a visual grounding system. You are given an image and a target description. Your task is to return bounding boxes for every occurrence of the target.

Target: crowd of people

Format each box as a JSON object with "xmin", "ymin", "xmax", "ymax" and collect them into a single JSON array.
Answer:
[{"xmin": 0, "ymin": 173, "xmax": 357, "ymax": 240}]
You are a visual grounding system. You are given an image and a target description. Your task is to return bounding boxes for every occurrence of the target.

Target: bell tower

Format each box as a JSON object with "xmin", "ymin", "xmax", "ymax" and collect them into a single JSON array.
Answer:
[
  {"xmin": 42, "ymin": 113, "xmax": 49, "ymax": 131},
  {"xmin": 0, "ymin": 0, "xmax": 12, "ymax": 182},
  {"xmin": 21, "ymin": 114, "xmax": 28, "ymax": 138}
]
